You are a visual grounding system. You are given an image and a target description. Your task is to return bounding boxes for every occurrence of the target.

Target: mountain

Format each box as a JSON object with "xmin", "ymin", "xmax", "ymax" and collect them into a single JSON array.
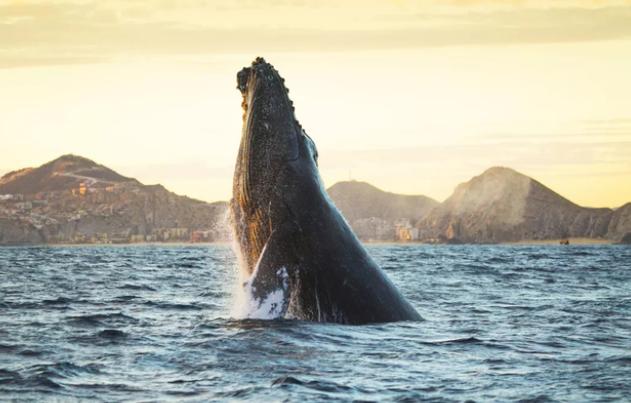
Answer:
[
  {"xmin": 0, "ymin": 155, "xmax": 137, "ymax": 194},
  {"xmin": 327, "ymin": 181, "xmax": 438, "ymax": 222},
  {"xmin": 416, "ymin": 167, "xmax": 622, "ymax": 243},
  {"xmin": 0, "ymin": 155, "xmax": 229, "ymax": 245},
  {"xmin": 327, "ymin": 181, "xmax": 438, "ymax": 241},
  {"xmin": 1, "ymin": 157, "xmax": 629, "ymax": 245},
  {"xmin": 608, "ymin": 203, "xmax": 631, "ymax": 244}
]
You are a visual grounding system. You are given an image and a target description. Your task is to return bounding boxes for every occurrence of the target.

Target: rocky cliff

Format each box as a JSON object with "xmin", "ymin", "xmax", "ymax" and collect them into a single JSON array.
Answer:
[
  {"xmin": 607, "ymin": 203, "xmax": 631, "ymax": 243},
  {"xmin": 416, "ymin": 167, "xmax": 626, "ymax": 243},
  {"xmin": 0, "ymin": 155, "xmax": 229, "ymax": 245},
  {"xmin": 0, "ymin": 154, "xmax": 137, "ymax": 194},
  {"xmin": 2, "ymin": 157, "xmax": 629, "ymax": 245}
]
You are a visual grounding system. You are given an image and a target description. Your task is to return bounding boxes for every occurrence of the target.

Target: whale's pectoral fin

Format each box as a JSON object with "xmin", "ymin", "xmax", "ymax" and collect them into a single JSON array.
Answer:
[{"xmin": 248, "ymin": 220, "xmax": 303, "ymax": 315}]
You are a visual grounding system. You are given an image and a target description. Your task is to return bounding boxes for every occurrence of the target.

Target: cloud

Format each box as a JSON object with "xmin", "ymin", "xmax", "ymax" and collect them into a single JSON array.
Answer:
[
  {"xmin": 1, "ymin": 1, "xmax": 631, "ymax": 67},
  {"xmin": 0, "ymin": 55, "xmax": 105, "ymax": 69},
  {"xmin": 478, "ymin": 119, "xmax": 631, "ymax": 141}
]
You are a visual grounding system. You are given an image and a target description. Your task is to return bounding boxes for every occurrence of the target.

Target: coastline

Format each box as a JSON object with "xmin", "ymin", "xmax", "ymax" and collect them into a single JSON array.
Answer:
[
  {"xmin": 0, "ymin": 241, "xmax": 233, "ymax": 248},
  {"xmin": 0, "ymin": 238, "xmax": 619, "ymax": 247},
  {"xmin": 363, "ymin": 238, "xmax": 615, "ymax": 246},
  {"xmin": 500, "ymin": 238, "xmax": 613, "ymax": 245}
]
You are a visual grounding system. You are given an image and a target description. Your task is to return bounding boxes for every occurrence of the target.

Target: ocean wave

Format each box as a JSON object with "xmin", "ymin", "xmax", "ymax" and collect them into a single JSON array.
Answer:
[
  {"xmin": 67, "ymin": 312, "xmax": 138, "ymax": 327},
  {"xmin": 1, "ymin": 244, "xmax": 629, "ymax": 401}
]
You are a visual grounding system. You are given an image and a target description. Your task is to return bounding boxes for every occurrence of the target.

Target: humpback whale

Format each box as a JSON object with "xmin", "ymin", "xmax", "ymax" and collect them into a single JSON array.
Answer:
[{"xmin": 230, "ymin": 57, "xmax": 421, "ymax": 324}]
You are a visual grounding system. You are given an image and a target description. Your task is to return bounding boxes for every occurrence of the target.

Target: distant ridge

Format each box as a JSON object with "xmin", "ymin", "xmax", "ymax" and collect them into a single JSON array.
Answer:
[
  {"xmin": 327, "ymin": 181, "xmax": 438, "ymax": 222},
  {"xmin": 1, "ymin": 156, "xmax": 629, "ymax": 244},
  {"xmin": 417, "ymin": 167, "xmax": 624, "ymax": 243},
  {"xmin": 327, "ymin": 181, "xmax": 438, "ymax": 241},
  {"xmin": 0, "ymin": 154, "xmax": 137, "ymax": 194},
  {"xmin": 0, "ymin": 155, "xmax": 228, "ymax": 245}
]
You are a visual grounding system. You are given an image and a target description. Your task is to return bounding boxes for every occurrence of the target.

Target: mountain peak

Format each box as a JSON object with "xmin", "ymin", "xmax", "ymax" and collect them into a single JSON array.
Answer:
[
  {"xmin": 481, "ymin": 166, "xmax": 523, "ymax": 177},
  {"xmin": 448, "ymin": 166, "xmax": 532, "ymax": 212},
  {"xmin": 328, "ymin": 180, "xmax": 380, "ymax": 193},
  {"xmin": 0, "ymin": 154, "xmax": 137, "ymax": 194},
  {"xmin": 419, "ymin": 167, "xmax": 611, "ymax": 243},
  {"xmin": 43, "ymin": 154, "xmax": 102, "ymax": 173},
  {"xmin": 56, "ymin": 153, "xmax": 91, "ymax": 162},
  {"xmin": 52, "ymin": 154, "xmax": 97, "ymax": 165},
  {"xmin": 0, "ymin": 156, "xmax": 230, "ymax": 244},
  {"xmin": 327, "ymin": 180, "xmax": 438, "ymax": 224}
]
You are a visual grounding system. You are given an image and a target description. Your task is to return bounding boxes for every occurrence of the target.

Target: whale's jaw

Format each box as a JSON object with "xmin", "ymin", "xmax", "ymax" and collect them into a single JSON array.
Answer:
[{"xmin": 231, "ymin": 57, "xmax": 305, "ymax": 275}]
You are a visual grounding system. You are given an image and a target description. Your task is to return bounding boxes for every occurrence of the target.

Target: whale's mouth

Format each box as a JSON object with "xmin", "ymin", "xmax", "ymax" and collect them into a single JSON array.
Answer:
[
  {"xmin": 236, "ymin": 57, "xmax": 296, "ymax": 129},
  {"xmin": 236, "ymin": 65, "xmax": 251, "ymax": 98},
  {"xmin": 231, "ymin": 57, "xmax": 300, "ymax": 275}
]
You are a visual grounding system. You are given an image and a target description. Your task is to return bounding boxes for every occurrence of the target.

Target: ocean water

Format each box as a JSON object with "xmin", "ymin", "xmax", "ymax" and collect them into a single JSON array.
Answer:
[{"xmin": 1, "ymin": 244, "xmax": 630, "ymax": 402}]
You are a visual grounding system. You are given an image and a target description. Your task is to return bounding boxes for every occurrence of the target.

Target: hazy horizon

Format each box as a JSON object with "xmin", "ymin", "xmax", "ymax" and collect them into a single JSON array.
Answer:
[{"xmin": 1, "ymin": 0, "xmax": 630, "ymax": 208}]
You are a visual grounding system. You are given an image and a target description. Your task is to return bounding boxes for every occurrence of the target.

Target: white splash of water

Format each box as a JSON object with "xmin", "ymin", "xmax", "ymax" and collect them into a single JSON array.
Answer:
[
  {"xmin": 241, "ymin": 267, "xmax": 288, "ymax": 319},
  {"xmin": 230, "ymin": 238, "xmax": 289, "ymax": 320}
]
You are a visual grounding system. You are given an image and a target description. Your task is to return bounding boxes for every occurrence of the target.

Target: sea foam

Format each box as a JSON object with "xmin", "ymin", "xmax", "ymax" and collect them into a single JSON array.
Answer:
[{"xmin": 231, "ymin": 239, "xmax": 289, "ymax": 320}]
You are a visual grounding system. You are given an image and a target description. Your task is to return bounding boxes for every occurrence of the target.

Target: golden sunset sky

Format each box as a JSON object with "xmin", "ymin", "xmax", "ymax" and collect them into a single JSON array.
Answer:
[{"xmin": 1, "ymin": 0, "xmax": 630, "ymax": 207}]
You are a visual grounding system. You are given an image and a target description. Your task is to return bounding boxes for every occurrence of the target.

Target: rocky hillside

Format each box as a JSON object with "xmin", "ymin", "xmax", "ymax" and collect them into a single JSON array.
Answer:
[
  {"xmin": 327, "ymin": 181, "xmax": 438, "ymax": 241},
  {"xmin": 2, "ymin": 156, "xmax": 629, "ymax": 244},
  {"xmin": 608, "ymin": 203, "xmax": 631, "ymax": 243},
  {"xmin": 0, "ymin": 155, "xmax": 137, "ymax": 194},
  {"xmin": 0, "ymin": 155, "xmax": 229, "ymax": 245},
  {"xmin": 417, "ymin": 167, "xmax": 627, "ymax": 243}
]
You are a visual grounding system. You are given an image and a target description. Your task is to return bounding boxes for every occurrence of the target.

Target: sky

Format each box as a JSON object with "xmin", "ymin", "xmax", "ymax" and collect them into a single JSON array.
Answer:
[{"xmin": 1, "ymin": 0, "xmax": 630, "ymax": 208}]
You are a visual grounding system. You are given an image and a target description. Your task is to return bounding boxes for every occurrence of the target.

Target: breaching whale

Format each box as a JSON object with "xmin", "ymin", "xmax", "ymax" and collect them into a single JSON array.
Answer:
[{"xmin": 230, "ymin": 57, "xmax": 421, "ymax": 324}]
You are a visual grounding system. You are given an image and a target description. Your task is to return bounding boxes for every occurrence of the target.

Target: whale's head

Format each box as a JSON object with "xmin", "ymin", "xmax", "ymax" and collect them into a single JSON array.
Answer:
[{"xmin": 231, "ymin": 57, "xmax": 320, "ymax": 274}]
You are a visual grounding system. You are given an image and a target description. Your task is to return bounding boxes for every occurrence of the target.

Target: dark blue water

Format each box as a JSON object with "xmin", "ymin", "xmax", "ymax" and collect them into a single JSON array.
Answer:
[{"xmin": 1, "ymin": 245, "xmax": 630, "ymax": 402}]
